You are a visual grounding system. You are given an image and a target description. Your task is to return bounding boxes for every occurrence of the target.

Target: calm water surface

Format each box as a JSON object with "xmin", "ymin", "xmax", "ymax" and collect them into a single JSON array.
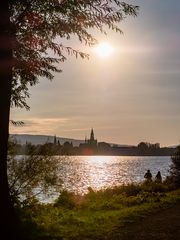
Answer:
[{"xmin": 57, "ymin": 156, "xmax": 171, "ymax": 194}]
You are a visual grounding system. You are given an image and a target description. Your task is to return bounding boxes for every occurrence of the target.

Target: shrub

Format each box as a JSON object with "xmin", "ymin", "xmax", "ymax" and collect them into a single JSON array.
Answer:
[
  {"xmin": 169, "ymin": 145, "xmax": 180, "ymax": 187},
  {"xmin": 8, "ymin": 140, "xmax": 62, "ymax": 205},
  {"xmin": 54, "ymin": 190, "xmax": 76, "ymax": 209}
]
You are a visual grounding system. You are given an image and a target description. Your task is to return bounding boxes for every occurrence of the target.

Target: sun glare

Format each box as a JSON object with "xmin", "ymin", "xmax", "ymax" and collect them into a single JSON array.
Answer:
[{"xmin": 94, "ymin": 42, "xmax": 114, "ymax": 58}]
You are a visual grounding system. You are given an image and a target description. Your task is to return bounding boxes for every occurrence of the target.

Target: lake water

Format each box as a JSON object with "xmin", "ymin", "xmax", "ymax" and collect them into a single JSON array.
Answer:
[{"xmin": 57, "ymin": 156, "xmax": 171, "ymax": 195}]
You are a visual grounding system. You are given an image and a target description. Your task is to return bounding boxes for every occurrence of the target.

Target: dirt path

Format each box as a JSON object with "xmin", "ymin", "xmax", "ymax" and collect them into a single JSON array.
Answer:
[{"xmin": 111, "ymin": 204, "xmax": 180, "ymax": 240}]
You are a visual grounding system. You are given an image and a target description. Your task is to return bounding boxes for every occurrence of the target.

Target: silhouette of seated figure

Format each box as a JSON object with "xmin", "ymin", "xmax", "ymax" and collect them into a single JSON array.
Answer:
[
  {"xmin": 155, "ymin": 171, "xmax": 162, "ymax": 183},
  {"xmin": 144, "ymin": 169, "xmax": 152, "ymax": 182}
]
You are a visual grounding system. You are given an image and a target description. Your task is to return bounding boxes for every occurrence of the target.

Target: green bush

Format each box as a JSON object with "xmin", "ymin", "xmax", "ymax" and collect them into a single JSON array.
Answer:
[
  {"xmin": 54, "ymin": 190, "xmax": 76, "ymax": 209},
  {"xmin": 169, "ymin": 145, "xmax": 180, "ymax": 187}
]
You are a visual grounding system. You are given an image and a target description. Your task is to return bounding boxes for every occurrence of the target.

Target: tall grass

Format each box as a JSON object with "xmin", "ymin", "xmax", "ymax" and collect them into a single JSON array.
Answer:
[{"xmin": 19, "ymin": 182, "xmax": 180, "ymax": 240}]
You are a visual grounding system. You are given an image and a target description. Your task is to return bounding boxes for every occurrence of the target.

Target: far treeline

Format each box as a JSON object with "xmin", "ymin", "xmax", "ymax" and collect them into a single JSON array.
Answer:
[{"xmin": 13, "ymin": 138, "xmax": 175, "ymax": 156}]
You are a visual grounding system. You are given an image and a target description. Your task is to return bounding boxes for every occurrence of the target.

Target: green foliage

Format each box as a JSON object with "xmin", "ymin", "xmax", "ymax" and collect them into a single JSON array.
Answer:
[
  {"xmin": 169, "ymin": 145, "xmax": 180, "ymax": 187},
  {"xmin": 54, "ymin": 190, "xmax": 77, "ymax": 209},
  {"xmin": 113, "ymin": 183, "xmax": 142, "ymax": 197},
  {"xmin": 8, "ymin": 140, "xmax": 62, "ymax": 205},
  {"xmin": 19, "ymin": 185, "xmax": 180, "ymax": 240},
  {"xmin": 9, "ymin": 0, "xmax": 139, "ymax": 109},
  {"xmin": 81, "ymin": 182, "xmax": 172, "ymax": 210}
]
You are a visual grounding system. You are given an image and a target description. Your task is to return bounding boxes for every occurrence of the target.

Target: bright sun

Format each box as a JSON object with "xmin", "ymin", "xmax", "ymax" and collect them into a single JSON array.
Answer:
[{"xmin": 94, "ymin": 42, "xmax": 114, "ymax": 58}]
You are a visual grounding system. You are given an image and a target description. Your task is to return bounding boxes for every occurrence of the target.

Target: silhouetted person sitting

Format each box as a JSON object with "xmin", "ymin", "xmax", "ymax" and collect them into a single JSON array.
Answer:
[
  {"xmin": 144, "ymin": 169, "xmax": 152, "ymax": 182},
  {"xmin": 155, "ymin": 171, "xmax": 162, "ymax": 183}
]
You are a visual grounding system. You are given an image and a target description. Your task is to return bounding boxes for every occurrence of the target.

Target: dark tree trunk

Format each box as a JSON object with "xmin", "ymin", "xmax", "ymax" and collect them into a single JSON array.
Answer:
[{"xmin": 0, "ymin": 2, "xmax": 22, "ymax": 239}]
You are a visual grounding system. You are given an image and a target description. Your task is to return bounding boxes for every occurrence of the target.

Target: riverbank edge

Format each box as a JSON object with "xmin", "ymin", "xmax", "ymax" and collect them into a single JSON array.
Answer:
[{"xmin": 19, "ymin": 183, "xmax": 180, "ymax": 240}]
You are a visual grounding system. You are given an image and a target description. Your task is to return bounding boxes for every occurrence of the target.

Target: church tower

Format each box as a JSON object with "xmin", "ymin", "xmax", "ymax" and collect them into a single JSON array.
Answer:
[
  {"xmin": 90, "ymin": 128, "xmax": 95, "ymax": 141},
  {"xmin": 88, "ymin": 128, "xmax": 97, "ymax": 146}
]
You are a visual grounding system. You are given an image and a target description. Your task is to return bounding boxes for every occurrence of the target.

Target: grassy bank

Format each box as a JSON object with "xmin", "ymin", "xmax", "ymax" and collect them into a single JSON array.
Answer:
[{"xmin": 19, "ymin": 182, "xmax": 180, "ymax": 240}]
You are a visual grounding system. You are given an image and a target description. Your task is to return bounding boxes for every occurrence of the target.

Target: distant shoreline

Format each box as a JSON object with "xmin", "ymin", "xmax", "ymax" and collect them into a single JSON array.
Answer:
[{"xmin": 11, "ymin": 133, "xmax": 176, "ymax": 156}]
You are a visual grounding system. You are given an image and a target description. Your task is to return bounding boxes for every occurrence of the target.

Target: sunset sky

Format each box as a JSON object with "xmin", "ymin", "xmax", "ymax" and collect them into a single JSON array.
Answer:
[{"xmin": 10, "ymin": 0, "xmax": 180, "ymax": 147}]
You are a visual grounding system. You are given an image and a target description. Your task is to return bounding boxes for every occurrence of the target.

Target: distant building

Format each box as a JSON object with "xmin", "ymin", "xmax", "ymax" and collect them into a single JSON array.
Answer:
[
  {"xmin": 85, "ymin": 128, "xmax": 97, "ymax": 147},
  {"xmin": 79, "ymin": 128, "xmax": 98, "ymax": 155}
]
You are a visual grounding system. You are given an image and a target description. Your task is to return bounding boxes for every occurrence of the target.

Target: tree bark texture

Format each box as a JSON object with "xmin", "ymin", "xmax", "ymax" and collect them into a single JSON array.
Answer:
[{"xmin": 0, "ymin": 2, "xmax": 21, "ymax": 239}]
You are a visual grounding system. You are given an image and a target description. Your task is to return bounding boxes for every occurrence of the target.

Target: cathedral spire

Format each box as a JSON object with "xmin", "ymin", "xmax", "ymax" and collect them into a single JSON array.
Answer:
[
  {"xmin": 90, "ymin": 128, "xmax": 95, "ymax": 141},
  {"xmin": 86, "ymin": 128, "xmax": 97, "ymax": 147}
]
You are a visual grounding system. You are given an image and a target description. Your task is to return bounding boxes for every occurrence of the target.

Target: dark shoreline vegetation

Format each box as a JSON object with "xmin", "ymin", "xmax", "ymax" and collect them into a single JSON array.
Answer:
[
  {"xmin": 12, "ymin": 139, "xmax": 175, "ymax": 156},
  {"xmin": 9, "ymin": 142, "xmax": 180, "ymax": 239},
  {"xmin": 18, "ymin": 183, "xmax": 180, "ymax": 240}
]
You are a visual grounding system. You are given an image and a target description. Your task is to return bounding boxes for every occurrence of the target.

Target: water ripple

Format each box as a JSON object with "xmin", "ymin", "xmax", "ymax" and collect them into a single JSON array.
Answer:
[{"xmin": 57, "ymin": 156, "xmax": 171, "ymax": 194}]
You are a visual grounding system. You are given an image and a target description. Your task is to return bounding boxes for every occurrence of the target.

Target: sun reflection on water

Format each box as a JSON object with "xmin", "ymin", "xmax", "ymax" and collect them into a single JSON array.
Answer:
[
  {"xmin": 57, "ymin": 156, "xmax": 171, "ymax": 195},
  {"xmin": 83, "ymin": 156, "xmax": 115, "ymax": 190}
]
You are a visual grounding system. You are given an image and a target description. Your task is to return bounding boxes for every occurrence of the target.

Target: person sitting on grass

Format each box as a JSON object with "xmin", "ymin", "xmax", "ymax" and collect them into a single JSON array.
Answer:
[
  {"xmin": 155, "ymin": 171, "xmax": 162, "ymax": 183},
  {"xmin": 144, "ymin": 169, "xmax": 152, "ymax": 183}
]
